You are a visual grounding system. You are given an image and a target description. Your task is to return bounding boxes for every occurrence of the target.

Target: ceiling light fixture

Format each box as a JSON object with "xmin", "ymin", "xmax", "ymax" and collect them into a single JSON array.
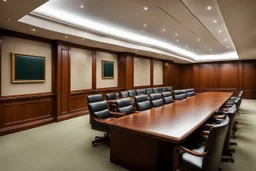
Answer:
[
  {"xmin": 186, "ymin": 45, "xmax": 188, "ymax": 48},
  {"xmin": 65, "ymin": 36, "xmax": 68, "ymax": 39},
  {"xmin": 224, "ymin": 39, "xmax": 227, "ymax": 41},
  {"xmin": 32, "ymin": 28, "xmax": 36, "ymax": 31},
  {"xmin": 176, "ymin": 40, "xmax": 179, "ymax": 42},
  {"xmin": 204, "ymin": 45, "xmax": 207, "ymax": 48},
  {"xmin": 80, "ymin": 5, "xmax": 84, "ymax": 8},
  {"xmin": 144, "ymin": 24, "xmax": 147, "ymax": 27},
  {"xmin": 218, "ymin": 30, "xmax": 222, "ymax": 33},
  {"xmin": 213, "ymin": 20, "xmax": 217, "ymax": 23},
  {"xmin": 210, "ymin": 49, "xmax": 212, "ymax": 51},
  {"xmin": 6, "ymin": 18, "xmax": 11, "ymax": 21},
  {"xmin": 226, "ymin": 46, "xmax": 229, "ymax": 48},
  {"xmin": 140, "ymin": 30, "xmax": 145, "ymax": 32},
  {"xmin": 175, "ymin": 33, "xmax": 179, "ymax": 36},
  {"xmin": 3, "ymin": 0, "xmax": 7, "ymax": 2},
  {"xmin": 143, "ymin": 6, "xmax": 148, "ymax": 11},
  {"xmin": 197, "ymin": 38, "xmax": 200, "ymax": 41},
  {"xmin": 162, "ymin": 29, "xmax": 166, "ymax": 32},
  {"xmin": 207, "ymin": 6, "xmax": 212, "ymax": 10}
]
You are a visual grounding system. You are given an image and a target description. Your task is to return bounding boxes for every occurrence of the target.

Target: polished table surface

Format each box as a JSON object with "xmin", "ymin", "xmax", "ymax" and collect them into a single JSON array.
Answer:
[{"xmin": 110, "ymin": 92, "xmax": 233, "ymax": 143}]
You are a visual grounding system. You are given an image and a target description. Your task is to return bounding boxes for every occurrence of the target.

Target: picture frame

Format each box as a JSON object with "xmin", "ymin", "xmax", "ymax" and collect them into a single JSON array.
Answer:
[
  {"xmin": 101, "ymin": 60, "xmax": 114, "ymax": 79},
  {"xmin": 11, "ymin": 53, "xmax": 46, "ymax": 83}
]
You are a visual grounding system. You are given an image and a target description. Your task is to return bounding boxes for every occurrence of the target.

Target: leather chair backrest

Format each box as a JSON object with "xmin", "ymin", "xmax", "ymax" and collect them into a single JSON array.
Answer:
[
  {"xmin": 128, "ymin": 90, "xmax": 136, "ymax": 97},
  {"xmin": 203, "ymin": 117, "xmax": 229, "ymax": 171},
  {"xmin": 161, "ymin": 87, "xmax": 167, "ymax": 92},
  {"xmin": 146, "ymin": 88, "xmax": 153, "ymax": 94},
  {"xmin": 116, "ymin": 98, "xmax": 134, "ymax": 115},
  {"xmin": 157, "ymin": 87, "xmax": 162, "ymax": 93},
  {"xmin": 161, "ymin": 92, "xmax": 173, "ymax": 104},
  {"xmin": 238, "ymin": 90, "xmax": 243, "ymax": 98},
  {"xmin": 166, "ymin": 86, "xmax": 173, "ymax": 91},
  {"xmin": 106, "ymin": 93, "xmax": 119, "ymax": 100},
  {"xmin": 87, "ymin": 94, "xmax": 103, "ymax": 104},
  {"xmin": 173, "ymin": 90, "xmax": 187, "ymax": 100},
  {"xmin": 223, "ymin": 105, "xmax": 237, "ymax": 151},
  {"xmin": 120, "ymin": 91, "xmax": 128, "ymax": 98},
  {"xmin": 136, "ymin": 89, "xmax": 146, "ymax": 95},
  {"xmin": 150, "ymin": 93, "xmax": 164, "ymax": 107},
  {"xmin": 88, "ymin": 101, "xmax": 111, "ymax": 119},
  {"xmin": 153, "ymin": 88, "xmax": 159, "ymax": 93},
  {"xmin": 134, "ymin": 95, "xmax": 151, "ymax": 111}
]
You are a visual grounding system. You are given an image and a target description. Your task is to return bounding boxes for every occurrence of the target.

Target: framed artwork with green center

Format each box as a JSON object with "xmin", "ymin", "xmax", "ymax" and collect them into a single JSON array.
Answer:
[
  {"xmin": 11, "ymin": 53, "xmax": 46, "ymax": 83},
  {"xmin": 102, "ymin": 60, "xmax": 114, "ymax": 79}
]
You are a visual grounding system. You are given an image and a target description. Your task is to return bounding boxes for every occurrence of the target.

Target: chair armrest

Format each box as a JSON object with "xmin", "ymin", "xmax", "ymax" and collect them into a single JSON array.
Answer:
[
  {"xmin": 204, "ymin": 123, "xmax": 216, "ymax": 130},
  {"xmin": 213, "ymin": 114, "xmax": 226, "ymax": 119},
  {"xmin": 110, "ymin": 111, "xmax": 125, "ymax": 118},
  {"xmin": 174, "ymin": 145, "xmax": 208, "ymax": 157}
]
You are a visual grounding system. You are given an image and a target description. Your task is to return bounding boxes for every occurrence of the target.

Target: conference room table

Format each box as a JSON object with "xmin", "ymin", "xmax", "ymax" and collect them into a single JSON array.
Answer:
[{"xmin": 109, "ymin": 92, "xmax": 233, "ymax": 171}]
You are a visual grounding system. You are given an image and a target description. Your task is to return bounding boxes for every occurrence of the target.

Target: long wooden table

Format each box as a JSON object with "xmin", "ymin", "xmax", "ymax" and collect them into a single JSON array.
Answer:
[{"xmin": 109, "ymin": 92, "xmax": 232, "ymax": 171}]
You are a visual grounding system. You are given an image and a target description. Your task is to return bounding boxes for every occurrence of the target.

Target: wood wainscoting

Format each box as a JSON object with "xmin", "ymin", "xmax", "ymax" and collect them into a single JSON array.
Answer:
[{"xmin": 0, "ymin": 93, "xmax": 55, "ymax": 136}]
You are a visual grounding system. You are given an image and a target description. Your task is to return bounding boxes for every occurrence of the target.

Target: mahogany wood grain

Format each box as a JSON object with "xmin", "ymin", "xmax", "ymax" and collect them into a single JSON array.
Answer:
[
  {"xmin": 150, "ymin": 59, "xmax": 153, "ymax": 86},
  {"xmin": 110, "ymin": 92, "xmax": 232, "ymax": 143}
]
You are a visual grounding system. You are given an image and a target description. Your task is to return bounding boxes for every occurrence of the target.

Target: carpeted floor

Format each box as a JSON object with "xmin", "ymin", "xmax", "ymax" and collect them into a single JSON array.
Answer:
[{"xmin": 0, "ymin": 99, "xmax": 255, "ymax": 171}]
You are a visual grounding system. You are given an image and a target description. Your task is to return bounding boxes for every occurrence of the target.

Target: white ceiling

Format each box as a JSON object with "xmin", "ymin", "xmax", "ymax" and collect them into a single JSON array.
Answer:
[{"xmin": 0, "ymin": 0, "xmax": 254, "ymax": 63}]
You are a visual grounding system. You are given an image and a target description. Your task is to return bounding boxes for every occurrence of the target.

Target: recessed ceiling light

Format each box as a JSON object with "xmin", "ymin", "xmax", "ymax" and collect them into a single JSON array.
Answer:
[
  {"xmin": 80, "ymin": 5, "xmax": 84, "ymax": 8},
  {"xmin": 210, "ymin": 49, "xmax": 212, "ymax": 51},
  {"xmin": 186, "ymin": 45, "xmax": 188, "ymax": 48},
  {"xmin": 175, "ymin": 33, "xmax": 179, "ymax": 36},
  {"xmin": 192, "ymin": 49, "xmax": 194, "ymax": 52},
  {"xmin": 226, "ymin": 46, "xmax": 229, "ymax": 48},
  {"xmin": 204, "ymin": 45, "xmax": 207, "ymax": 48},
  {"xmin": 224, "ymin": 39, "xmax": 227, "ymax": 41},
  {"xmin": 6, "ymin": 18, "xmax": 11, "ymax": 21},
  {"xmin": 143, "ymin": 6, "xmax": 148, "ymax": 10},
  {"xmin": 213, "ymin": 20, "xmax": 217, "ymax": 23},
  {"xmin": 197, "ymin": 38, "xmax": 200, "ymax": 41},
  {"xmin": 176, "ymin": 40, "xmax": 179, "ymax": 42},
  {"xmin": 3, "ymin": 0, "xmax": 7, "ymax": 2},
  {"xmin": 207, "ymin": 6, "xmax": 212, "ymax": 10},
  {"xmin": 218, "ymin": 30, "xmax": 222, "ymax": 33},
  {"xmin": 162, "ymin": 29, "xmax": 166, "ymax": 32},
  {"xmin": 82, "ymin": 38, "xmax": 85, "ymax": 40},
  {"xmin": 140, "ymin": 30, "xmax": 145, "ymax": 32},
  {"xmin": 65, "ymin": 36, "xmax": 68, "ymax": 39},
  {"xmin": 32, "ymin": 28, "xmax": 36, "ymax": 31},
  {"xmin": 135, "ymin": 49, "xmax": 138, "ymax": 51},
  {"xmin": 144, "ymin": 24, "xmax": 147, "ymax": 27}
]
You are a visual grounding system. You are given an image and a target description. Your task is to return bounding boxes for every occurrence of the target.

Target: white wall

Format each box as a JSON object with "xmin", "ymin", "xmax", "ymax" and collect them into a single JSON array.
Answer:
[
  {"xmin": 1, "ymin": 36, "xmax": 52, "ymax": 96},
  {"xmin": 134, "ymin": 57, "xmax": 150, "ymax": 86},
  {"xmin": 71, "ymin": 48, "xmax": 92, "ymax": 91},
  {"xmin": 96, "ymin": 51, "xmax": 118, "ymax": 88},
  {"xmin": 153, "ymin": 60, "xmax": 163, "ymax": 85}
]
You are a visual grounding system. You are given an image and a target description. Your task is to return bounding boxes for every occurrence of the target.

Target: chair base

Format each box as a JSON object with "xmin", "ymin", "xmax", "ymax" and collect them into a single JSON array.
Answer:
[
  {"xmin": 230, "ymin": 141, "xmax": 237, "ymax": 146},
  {"xmin": 222, "ymin": 155, "xmax": 235, "ymax": 163},
  {"xmin": 92, "ymin": 133, "xmax": 110, "ymax": 147}
]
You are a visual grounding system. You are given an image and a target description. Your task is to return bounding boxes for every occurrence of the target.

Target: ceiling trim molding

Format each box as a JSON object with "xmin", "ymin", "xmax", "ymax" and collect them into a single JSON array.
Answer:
[{"xmin": 27, "ymin": 12, "xmax": 195, "ymax": 62}]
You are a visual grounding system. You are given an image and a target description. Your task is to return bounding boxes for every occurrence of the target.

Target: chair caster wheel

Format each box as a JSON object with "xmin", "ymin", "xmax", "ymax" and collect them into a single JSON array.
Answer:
[{"xmin": 92, "ymin": 142, "xmax": 97, "ymax": 147}]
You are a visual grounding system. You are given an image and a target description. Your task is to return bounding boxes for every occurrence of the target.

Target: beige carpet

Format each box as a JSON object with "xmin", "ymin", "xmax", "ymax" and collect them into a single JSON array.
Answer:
[{"xmin": 0, "ymin": 100, "xmax": 255, "ymax": 171}]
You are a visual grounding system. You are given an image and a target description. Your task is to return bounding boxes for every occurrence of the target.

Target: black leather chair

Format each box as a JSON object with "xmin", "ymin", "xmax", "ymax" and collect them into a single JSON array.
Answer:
[
  {"xmin": 128, "ymin": 90, "xmax": 136, "ymax": 97},
  {"xmin": 106, "ymin": 93, "xmax": 119, "ymax": 100},
  {"xmin": 150, "ymin": 93, "xmax": 164, "ymax": 107},
  {"xmin": 88, "ymin": 101, "xmax": 124, "ymax": 146},
  {"xmin": 186, "ymin": 88, "xmax": 196, "ymax": 97},
  {"xmin": 173, "ymin": 90, "xmax": 187, "ymax": 100},
  {"xmin": 87, "ymin": 94, "xmax": 104, "ymax": 124},
  {"xmin": 157, "ymin": 87, "xmax": 162, "ymax": 93},
  {"xmin": 134, "ymin": 95, "xmax": 151, "ymax": 111},
  {"xmin": 161, "ymin": 87, "xmax": 167, "ymax": 92},
  {"xmin": 173, "ymin": 117, "xmax": 230, "ymax": 171},
  {"xmin": 87, "ymin": 94, "xmax": 103, "ymax": 104},
  {"xmin": 116, "ymin": 98, "xmax": 134, "ymax": 115},
  {"xmin": 166, "ymin": 86, "xmax": 173, "ymax": 91},
  {"xmin": 161, "ymin": 92, "xmax": 173, "ymax": 104},
  {"xmin": 146, "ymin": 88, "xmax": 153, "ymax": 94},
  {"xmin": 153, "ymin": 88, "xmax": 159, "ymax": 93},
  {"xmin": 120, "ymin": 91, "xmax": 128, "ymax": 98},
  {"xmin": 136, "ymin": 89, "xmax": 146, "ymax": 95}
]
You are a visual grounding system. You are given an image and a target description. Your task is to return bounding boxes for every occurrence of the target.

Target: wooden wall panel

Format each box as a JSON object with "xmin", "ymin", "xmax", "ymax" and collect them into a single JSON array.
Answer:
[
  {"xmin": 57, "ymin": 45, "xmax": 71, "ymax": 119},
  {"xmin": 199, "ymin": 64, "xmax": 216, "ymax": 88},
  {"xmin": 169, "ymin": 63, "xmax": 181, "ymax": 89},
  {"xmin": 0, "ymin": 93, "xmax": 55, "ymax": 135},
  {"xmin": 219, "ymin": 63, "xmax": 239, "ymax": 88}
]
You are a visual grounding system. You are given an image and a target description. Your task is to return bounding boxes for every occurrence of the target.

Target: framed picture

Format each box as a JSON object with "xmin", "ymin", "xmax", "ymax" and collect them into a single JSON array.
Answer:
[
  {"xmin": 11, "ymin": 53, "xmax": 46, "ymax": 83},
  {"xmin": 102, "ymin": 60, "xmax": 114, "ymax": 79}
]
